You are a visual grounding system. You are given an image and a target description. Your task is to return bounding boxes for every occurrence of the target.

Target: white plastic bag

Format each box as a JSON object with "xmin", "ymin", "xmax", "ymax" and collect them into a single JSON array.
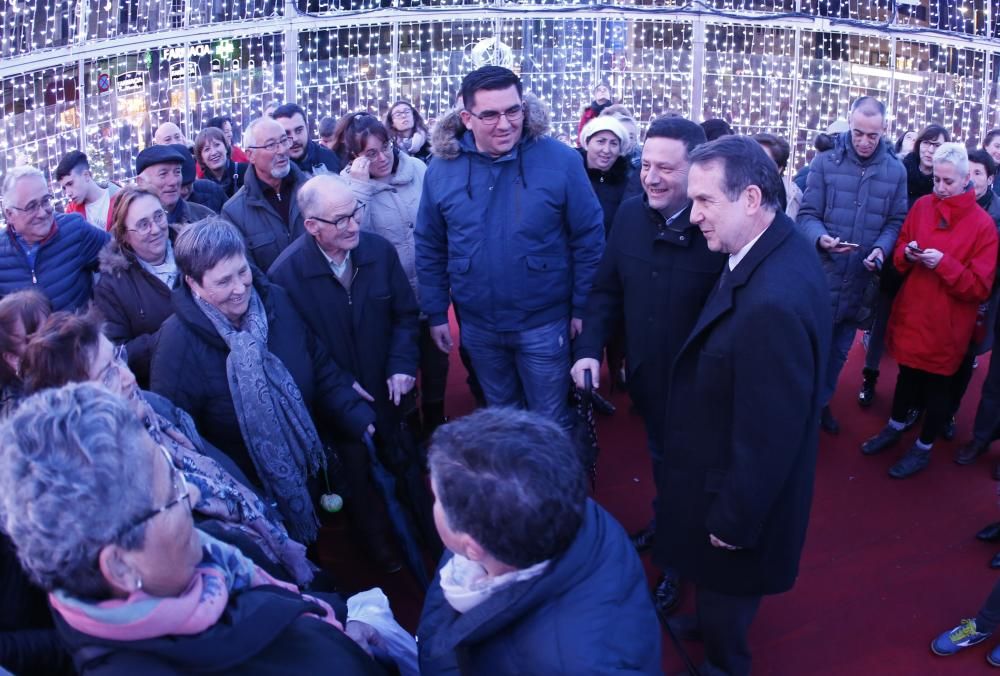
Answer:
[{"xmin": 346, "ymin": 588, "xmax": 419, "ymax": 676}]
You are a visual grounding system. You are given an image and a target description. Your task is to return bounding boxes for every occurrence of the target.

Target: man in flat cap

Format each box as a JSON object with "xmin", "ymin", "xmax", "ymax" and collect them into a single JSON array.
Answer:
[{"xmin": 135, "ymin": 145, "xmax": 214, "ymax": 232}]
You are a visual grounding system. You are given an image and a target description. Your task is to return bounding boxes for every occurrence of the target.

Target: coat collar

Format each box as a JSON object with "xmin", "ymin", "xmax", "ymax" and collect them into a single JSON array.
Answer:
[
  {"xmin": 300, "ymin": 232, "xmax": 377, "ymax": 279},
  {"xmin": 679, "ymin": 210, "xmax": 794, "ymax": 353},
  {"xmin": 243, "ymin": 163, "xmax": 305, "ymax": 206}
]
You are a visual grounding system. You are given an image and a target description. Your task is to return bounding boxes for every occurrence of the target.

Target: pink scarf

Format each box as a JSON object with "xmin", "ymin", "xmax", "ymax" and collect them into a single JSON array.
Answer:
[{"xmin": 49, "ymin": 532, "xmax": 341, "ymax": 642}]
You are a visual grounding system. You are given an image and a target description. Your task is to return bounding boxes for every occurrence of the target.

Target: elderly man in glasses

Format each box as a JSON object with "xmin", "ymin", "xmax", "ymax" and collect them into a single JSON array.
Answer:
[
  {"xmin": 0, "ymin": 166, "xmax": 108, "ymax": 311},
  {"xmin": 221, "ymin": 116, "xmax": 309, "ymax": 271},
  {"xmin": 270, "ymin": 175, "xmax": 425, "ymax": 572},
  {"xmin": 415, "ymin": 66, "xmax": 604, "ymax": 431}
]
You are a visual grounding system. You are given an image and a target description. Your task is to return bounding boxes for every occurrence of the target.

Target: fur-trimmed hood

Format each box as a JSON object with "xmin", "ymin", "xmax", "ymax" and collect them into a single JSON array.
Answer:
[
  {"xmin": 98, "ymin": 238, "xmax": 135, "ymax": 276},
  {"xmin": 430, "ymin": 93, "xmax": 551, "ymax": 161}
]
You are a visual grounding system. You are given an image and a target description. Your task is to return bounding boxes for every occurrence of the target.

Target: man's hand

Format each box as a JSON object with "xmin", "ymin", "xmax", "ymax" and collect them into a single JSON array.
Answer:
[
  {"xmin": 709, "ymin": 533, "xmax": 741, "ymax": 551},
  {"xmin": 917, "ymin": 248, "xmax": 944, "ymax": 269},
  {"xmin": 344, "ymin": 620, "xmax": 386, "ymax": 659},
  {"xmin": 817, "ymin": 234, "xmax": 857, "ymax": 254},
  {"xmin": 571, "ymin": 358, "xmax": 601, "ymax": 389},
  {"xmin": 430, "ymin": 323, "xmax": 453, "ymax": 354},
  {"xmin": 570, "ymin": 317, "xmax": 583, "ymax": 339},
  {"xmin": 366, "ymin": 423, "xmax": 375, "ymax": 437},
  {"xmin": 352, "ymin": 381, "xmax": 375, "ymax": 403},
  {"xmin": 863, "ymin": 247, "xmax": 884, "ymax": 272},
  {"xmin": 386, "ymin": 373, "xmax": 416, "ymax": 406}
]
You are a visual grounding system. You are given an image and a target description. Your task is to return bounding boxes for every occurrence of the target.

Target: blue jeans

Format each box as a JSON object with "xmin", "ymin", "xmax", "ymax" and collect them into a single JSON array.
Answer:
[
  {"xmin": 822, "ymin": 320, "xmax": 859, "ymax": 407},
  {"xmin": 459, "ymin": 317, "xmax": 573, "ymax": 429}
]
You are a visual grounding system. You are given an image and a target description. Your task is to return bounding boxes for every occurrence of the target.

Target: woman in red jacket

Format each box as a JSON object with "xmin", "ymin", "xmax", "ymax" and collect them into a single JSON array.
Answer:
[{"xmin": 862, "ymin": 142, "xmax": 998, "ymax": 478}]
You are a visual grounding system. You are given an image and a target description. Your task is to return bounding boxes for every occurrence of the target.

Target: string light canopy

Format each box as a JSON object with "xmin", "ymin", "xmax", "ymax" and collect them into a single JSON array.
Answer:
[{"xmin": 2, "ymin": 0, "xmax": 1000, "ymax": 222}]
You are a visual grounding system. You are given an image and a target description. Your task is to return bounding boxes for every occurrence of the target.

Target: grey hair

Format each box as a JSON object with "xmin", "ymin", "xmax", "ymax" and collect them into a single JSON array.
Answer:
[
  {"xmin": 933, "ymin": 142, "xmax": 970, "ymax": 177},
  {"xmin": 297, "ymin": 174, "xmax": 350, "ymax": 218},
  {"xmin": 0, "ymin": 383, "xmax": 153, "ymax": 599},
  {"xmin": 174, "ymin": 217, "xmax": 247, "ymax": 285},
  {"xmin": 243, "ymin": 116, "xmax": 282, "ymax": 151},
  {"xmin": 2, "ymin": 166, "xmax": 46, "ymax": 205}
]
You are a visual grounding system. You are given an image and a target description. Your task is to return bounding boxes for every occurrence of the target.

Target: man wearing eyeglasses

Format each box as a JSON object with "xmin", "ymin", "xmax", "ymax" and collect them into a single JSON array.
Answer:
[
  {"xmin": 221, "ymin": 116, "xmax": 309, "ymax": 271},
  {"xmin": 270, "ymin": 175, "xmax": 423, "ymax": 571},
  {"xmin": 0, "ymin": 166, "xmax": 108, "ymax": 311},
  {"xmin": 416, "ymin": 66, "xmax": 604, "ymax": 431}
]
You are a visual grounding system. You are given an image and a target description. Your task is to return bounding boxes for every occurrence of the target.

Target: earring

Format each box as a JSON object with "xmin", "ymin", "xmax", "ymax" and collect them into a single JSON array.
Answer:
[{"xmin": 135, "ymin": 576, "xmax": 143, "ymax": 592}]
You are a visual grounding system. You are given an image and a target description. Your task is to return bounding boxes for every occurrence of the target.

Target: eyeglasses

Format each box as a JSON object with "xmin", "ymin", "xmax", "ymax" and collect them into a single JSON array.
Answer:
[
  {"xmin": 308, "ymin": 203, "xmax": 366, "ymax": 230},
  {"xmin": 247, "ymin": 137, "xmax": 292, "ymax": 153},
  {"xmin": 465, "ymin": 104, "xmax": 524, "ymax": 127},
  {"xmin": 391, "ymin": 109, "xmax": 413, "ymax": 118},
  {"xmin": 7, "ymin": 194, "xmax": 54, "ymax": 215},
  {"xmin": 923, "ymin": 140, "xmax": 943, "ymax": 151},
  {"xmin": 112, "ymin": 445, "xmax": 192, "ymax": 543},
  {"xmin": 97, "ymin": 344, "xmax": 128, "ymax": 389},
  {"xmin": 361, "ymin": 142, "xmax": 393, "ymax": 161},
  {"xmin": 127, "ymin": 209, "xmax": 167, "ymax": 235}
]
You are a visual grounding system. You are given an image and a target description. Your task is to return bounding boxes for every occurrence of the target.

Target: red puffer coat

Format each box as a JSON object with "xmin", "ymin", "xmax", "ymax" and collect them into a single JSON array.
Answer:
[{"xmin": 887, "ymin": 187, "xmax": 998, "ymax": 375}]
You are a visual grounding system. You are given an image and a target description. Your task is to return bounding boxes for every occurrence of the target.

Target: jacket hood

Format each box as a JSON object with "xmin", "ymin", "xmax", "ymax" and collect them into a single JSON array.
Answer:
[
  {"xmin": 97, "ymin": 239, "xmax": 134, "ymax": 275},
  {"xmin": 831, "ymin": 131, "xmax": 896, "ymax": 166},
  {"xmin": 430, "ymin": 93, "xmax": 551, "ymax": 161}
]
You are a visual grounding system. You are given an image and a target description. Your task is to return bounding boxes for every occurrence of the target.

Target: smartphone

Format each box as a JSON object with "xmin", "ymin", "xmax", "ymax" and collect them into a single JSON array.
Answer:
[
  {"xmin": 907, "ymin": 243, "xmax": 925, "ymax": 254},
  {"xmin": 838, "ymin": 242, "xmax": 861, "ymax": 249}
]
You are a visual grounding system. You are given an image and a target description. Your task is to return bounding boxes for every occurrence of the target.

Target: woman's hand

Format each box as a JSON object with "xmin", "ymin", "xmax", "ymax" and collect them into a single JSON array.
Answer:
[
  {"xmin": 917, "ymin": 248, "xmax": 944, "ymax": 269},
  {"xmin": 344, "ymin": 620, "xmax": 387, "ymax": 659},
  {"xmin": 349, "ymin": 156, "xmax": 372, "ymax": 182}
]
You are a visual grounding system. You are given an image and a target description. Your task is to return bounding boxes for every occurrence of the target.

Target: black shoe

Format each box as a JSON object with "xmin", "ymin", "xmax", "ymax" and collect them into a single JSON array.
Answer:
[
  {"xmin": 858, "ymin": 368, "xmax": 878, "ymax": 408},
  {"xmin": 976, "ymin": 522, "xmax": 1000, "ymax": 542},
  {"xmin": 653, "ymin": 572, "xmax": 681, "ymax": 619},
  {"xmin": 591, "ymin": 391, "xmax": 617, "ymax": 416},
  {"xmin": 902, "ymin": 407, "xmax": 922, "ymax": 432},
  {"xmin": 888, "ymin": 444, "xmax": 931, "ymax": 479},
  {"xmin": 942, "ymin": 416, "xmax": 957, "ymax": 441},
  {"xmin": 630, "ymin": 523, "xmax": 656, "ymax": 552},
  {"xmin": 991, "ymin": 552, "xmax": 1000, "ymax": 570},
  {"xmin": 956, "ymin": 440, "xmax": 989, "ymax": 466},
  {"xmin": 666, "ymin": 613, "xmax": 702, "ymax": 642},
  {"xmin": 820, "ymin": 405, "xmax": 840, "ymax": 435},
  {"xmin": 861, "ymin": 425, "xmax": 902, "ymax": 455}
]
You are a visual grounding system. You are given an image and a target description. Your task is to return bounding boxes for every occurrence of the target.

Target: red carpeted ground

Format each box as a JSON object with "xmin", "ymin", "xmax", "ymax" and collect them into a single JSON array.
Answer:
[{"xmin": 317, "ymin": 331, "xmax": 1000, "ymax": 675}]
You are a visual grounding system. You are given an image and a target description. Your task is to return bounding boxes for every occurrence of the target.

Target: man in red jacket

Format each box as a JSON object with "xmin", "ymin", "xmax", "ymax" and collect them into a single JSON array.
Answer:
[{"xmin": 862, "ymin": 142, "xmax": 998, "ymax": 478}]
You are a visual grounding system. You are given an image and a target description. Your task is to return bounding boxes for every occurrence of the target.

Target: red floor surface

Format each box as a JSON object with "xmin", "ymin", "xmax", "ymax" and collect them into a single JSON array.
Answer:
[{"xmin": 317, "ymin": 331, "xmax": 1000, "ymax": 675}]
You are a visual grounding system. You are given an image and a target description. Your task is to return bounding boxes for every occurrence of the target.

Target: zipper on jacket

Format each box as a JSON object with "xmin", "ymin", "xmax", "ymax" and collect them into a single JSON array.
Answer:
[
  {"xmin": 345, "ymin": 266, "xmax": 360, "ymax": 305},
  {"xmin": 31, "ymin": 268, "xmax": 36, "ymax": 284}
]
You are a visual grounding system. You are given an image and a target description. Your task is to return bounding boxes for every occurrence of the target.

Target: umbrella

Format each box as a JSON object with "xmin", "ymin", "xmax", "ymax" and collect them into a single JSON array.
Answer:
[
  {"xmin": 363, "ymin": 432, "xmax": 432, "ymax": 588},
  {"xmin": 572, "ymin": 369, "xmax": 600, "ymax": 489}
]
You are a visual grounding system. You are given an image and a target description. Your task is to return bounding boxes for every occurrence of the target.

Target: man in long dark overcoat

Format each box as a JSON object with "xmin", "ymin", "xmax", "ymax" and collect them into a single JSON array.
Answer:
[{"xmin": 654, "ymin": 136, "xmax": 832, "ymax": 676}]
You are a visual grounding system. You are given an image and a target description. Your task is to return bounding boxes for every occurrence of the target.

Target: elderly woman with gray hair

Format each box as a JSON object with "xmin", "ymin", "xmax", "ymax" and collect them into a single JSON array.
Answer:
[
  {"xmin": 0, "ymin": 384, "xmax": 389, "ymax": 674},
  {"xmin": 861, "ymin": 142, "xmax": 999, "ymax": 479},
  {"xmin": 150, "ymin": 218, "xmax": 375, "ymax": 546},
  {"xmin": 21, "ymin": 309, "xmax": 315, "ymax": 587}
]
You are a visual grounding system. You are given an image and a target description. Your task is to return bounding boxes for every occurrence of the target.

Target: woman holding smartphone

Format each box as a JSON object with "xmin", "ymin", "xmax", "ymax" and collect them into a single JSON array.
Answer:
[{"xmin": 861, "ymin": 143, "xmax": 998, "ymax": 478}]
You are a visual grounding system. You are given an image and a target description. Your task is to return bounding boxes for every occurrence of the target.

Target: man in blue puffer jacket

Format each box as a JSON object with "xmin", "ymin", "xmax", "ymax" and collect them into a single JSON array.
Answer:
[
  {"xmin": 0, "ymin": 167, "xmax": 108, "ymax": 311},
  {"xmin": 797, "ymin": 96, "xmax": 907, "ymax": 434},
  {"xmin": 415, "ymin": 66, "xmax": 605, "ymax": 430},
  {"xmin": 418, "ymin": 408, "xmax": 661, "ymax": 675}
]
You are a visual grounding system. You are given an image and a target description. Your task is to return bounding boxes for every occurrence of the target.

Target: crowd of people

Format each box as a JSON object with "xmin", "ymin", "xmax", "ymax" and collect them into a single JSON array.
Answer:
[{"xmin": 0, "ymin": 65, "xmax": 998, "ymax": 675}]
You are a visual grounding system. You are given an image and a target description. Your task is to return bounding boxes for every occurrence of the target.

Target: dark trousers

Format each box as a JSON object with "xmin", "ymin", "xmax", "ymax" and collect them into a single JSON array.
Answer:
[
  {"xmin": 696, "ymin": 586, "xmax": 762, "ymax": 676},
  {"xmin": 890, "ymin": 365, "xmax": 955, "ymax": 445},
  {"xmin": 973, "ymin": 348, "xmax": 1000, "ymax": 444},
  {"xmin": 977, "ymin": 577, "xmax": 1000, "ymax": 634},
  {"xmin": 336, "ymin": 439, "xmax": 394, "ymax": 546},
  {"xmin": 418, "ymin": 319, "xmax": 450, "ymax": 406}
]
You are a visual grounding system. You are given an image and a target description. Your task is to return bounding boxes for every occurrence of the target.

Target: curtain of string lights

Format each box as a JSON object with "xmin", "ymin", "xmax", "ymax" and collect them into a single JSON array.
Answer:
[{"xmin": 2, "ymin": 0, "xmax": 1000, "ymax": 202}]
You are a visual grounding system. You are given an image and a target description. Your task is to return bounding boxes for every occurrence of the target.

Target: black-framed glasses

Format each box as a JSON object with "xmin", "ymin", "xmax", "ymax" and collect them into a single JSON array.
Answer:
[
  {"xmin": 308, "ymin": 202, "xmax": 366, "ymax": 230},
  {"xmin": 7, "ymin": 194, "xmax": 54, "ymax": 214},
  {"xmin": 923, "ymin": 140, "xmax": 944, "ymax": 151},
  {"xmin": 112, "ymin": 445, "xmax": 191, "ymax": 543},
  {"xmin": 247, "ymin": 137, "xmax": 292, "ymax": 153},
  {"xmin": 361, "ymin": 142, "xmax": 393, "ymax": 161},
  {"xmin": 465, "ymin": 104, "xmax": 524, "ymax": 127},
  {"xmin": 127, "ymin": 209, "xmax": 167, "ymax": 235},
  {"xmin": 97, "ymin": 344, "xmax": 128, "ymax": 389},
  {"xmin": 391, "ymin": 108, "xmax": 413, "ymax": 118}
]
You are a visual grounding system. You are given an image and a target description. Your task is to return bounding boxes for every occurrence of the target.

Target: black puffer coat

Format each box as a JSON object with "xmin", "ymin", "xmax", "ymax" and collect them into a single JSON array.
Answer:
[
  {"xmin": 149, "ymin": 275, "xmax": 374, "ymax": 487},
  {"xmin": 94, "ymin": 241, "xmax": 177, "ymax": 387}
]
